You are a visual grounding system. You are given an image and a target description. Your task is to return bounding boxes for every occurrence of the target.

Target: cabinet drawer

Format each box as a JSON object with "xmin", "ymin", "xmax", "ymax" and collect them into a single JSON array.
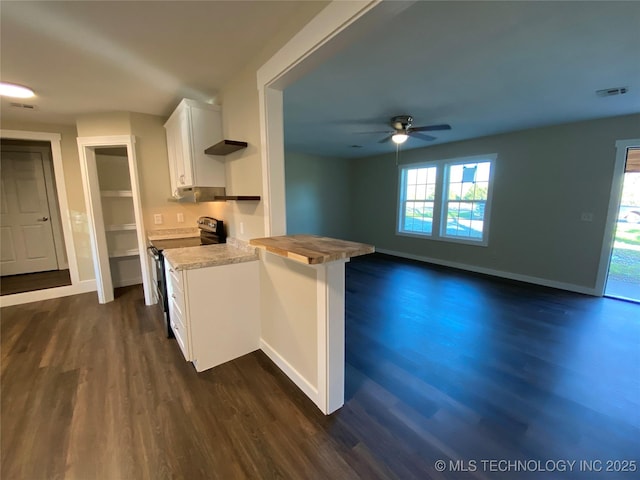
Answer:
[
  {"xmin": 170, "ymin": 296, "xmax": 186, "ymax": 332},
  {"xmin": 167, "ymin": 263, "xmax": 183, "ymax": 290},
  {"xmin": 168, "ymin": 282, "xmax": 185, "ymax": 318},
  {"xmin": 170, "ymin": 316, "xmax": 189, "ymax": 361}
]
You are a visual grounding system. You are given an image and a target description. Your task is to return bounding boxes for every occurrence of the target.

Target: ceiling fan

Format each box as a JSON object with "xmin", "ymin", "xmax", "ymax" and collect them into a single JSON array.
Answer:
[{"xmin": 373, "ymin": 115, "xmax": 451, "ymax": 144}]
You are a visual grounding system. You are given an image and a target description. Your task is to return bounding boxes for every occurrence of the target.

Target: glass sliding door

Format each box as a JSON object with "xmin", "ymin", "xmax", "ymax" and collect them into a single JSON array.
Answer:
[{"xmin": 605, "ymin": 147, "xmax": 640, "ymax": 302}]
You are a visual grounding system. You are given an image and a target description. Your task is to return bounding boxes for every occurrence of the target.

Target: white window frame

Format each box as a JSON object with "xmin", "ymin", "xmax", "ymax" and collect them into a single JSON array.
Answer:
[
  {"xmin": 397, "ymin": 162, "xmax": 441, "ymax": 238},
  {"xmin": 397, "ymin": 154, "xmax": 496, "ymax": 246}
]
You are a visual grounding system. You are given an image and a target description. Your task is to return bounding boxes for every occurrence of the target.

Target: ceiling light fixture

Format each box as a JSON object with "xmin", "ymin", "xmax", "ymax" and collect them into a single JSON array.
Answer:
[
  {"xmin": 392, "ymin": 133, "xmax": 408, "ymax": 144},
  {"xmin": 0, "ymin": 82, "xmax": 35, "ymax": 98}
]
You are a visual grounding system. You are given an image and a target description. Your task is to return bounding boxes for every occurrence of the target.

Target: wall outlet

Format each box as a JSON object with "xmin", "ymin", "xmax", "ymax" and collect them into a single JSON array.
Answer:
[
  {"xmin": 581, "ymin": 212, "xmax": 594, "ymax": 222},
  {"xmin": 154, "ymin": 214, "xmax": 163, "ymax": 225},
  {"xmin": 240, "ymin": 222, "xmax": 244, "ymax": 235},
  {"xmin": 177, "ymin": 212, "xmax": 184, "ymax": 223}
]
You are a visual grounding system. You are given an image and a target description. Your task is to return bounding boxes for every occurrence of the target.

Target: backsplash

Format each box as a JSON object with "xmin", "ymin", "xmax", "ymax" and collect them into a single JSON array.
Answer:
[{"xmin": 143, "ymin": 202, "xmax": 225, "ymax": 230}]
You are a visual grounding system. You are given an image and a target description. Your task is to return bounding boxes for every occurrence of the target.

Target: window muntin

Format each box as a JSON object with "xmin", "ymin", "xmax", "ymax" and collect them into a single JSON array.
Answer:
[
  {"xmin": 442, "ymin": 161, "xmax": 491, "ymax": 241},
  {"xmin": 400, "ymin": 166, "xmax": 437, "ymax": 235},
  {"xmin": 397, "ymin": 155, "xmax": 494, "ymax": 245}
]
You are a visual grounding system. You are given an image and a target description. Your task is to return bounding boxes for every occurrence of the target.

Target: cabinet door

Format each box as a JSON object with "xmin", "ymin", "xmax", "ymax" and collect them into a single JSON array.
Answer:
[
  {"xmin": 165, "ymin": 116, "xmax": 180, "ymax": 196},
  {"xmin": 165, "ymin": 106, "xmax": 193, "ymax": 192},
  {"xmin": 164, "ymin": 99, "xmax": 224, "ymax": 190},
  {"xmin": 176, "ymin": 107, "xmax": 194, "ymax": 187}
]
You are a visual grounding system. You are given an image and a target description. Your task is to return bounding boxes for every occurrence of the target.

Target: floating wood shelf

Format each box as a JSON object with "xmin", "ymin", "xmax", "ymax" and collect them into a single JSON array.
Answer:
[
  {"xmin": 205, "ymin": 140, "xmax": 248, "ymax": 156},
  {"xmin": 214, "ymin": 195, "xmax": 261, "ymax": 202}
]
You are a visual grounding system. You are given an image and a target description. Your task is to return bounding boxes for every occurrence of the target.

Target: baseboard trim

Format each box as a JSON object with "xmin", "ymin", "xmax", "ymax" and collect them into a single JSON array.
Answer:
[
  {"xmin": 0, "ymin": 279, "xmax": 97, "ymax": 307},
  {"xmin": 259, "ymin": 338, "xmax": 319, "ymax": 405},
  {"xmin": 376, "ymin": 248, "xmax": 597, "ymax": 296}
]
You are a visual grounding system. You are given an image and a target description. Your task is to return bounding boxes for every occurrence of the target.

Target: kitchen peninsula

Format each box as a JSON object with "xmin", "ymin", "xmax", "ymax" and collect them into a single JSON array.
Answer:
[
  {"xmin": 251, "ymin": 235, "xmax": 374, "ymax": 414},
  {"xmin": 155, "ymin": 230, "xmax": 373, "ymax": 414}
]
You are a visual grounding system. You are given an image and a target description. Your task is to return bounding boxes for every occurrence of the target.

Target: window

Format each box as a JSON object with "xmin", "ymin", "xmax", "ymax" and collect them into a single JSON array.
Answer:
[
  {"xmin": 398, "ymin": 155, "xmax": 495, "ymax": 245},
  {"xmin": 400, "ymin": 166, "xmax": 437, "ymax": 235}
]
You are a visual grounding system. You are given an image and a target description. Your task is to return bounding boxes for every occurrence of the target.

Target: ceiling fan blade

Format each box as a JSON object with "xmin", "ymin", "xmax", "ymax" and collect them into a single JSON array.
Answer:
[
  {"xmin": 410, "ymin": 132, "xmax": 436, "ymax": 142},
  {"xmin": 354, "ymin": 130, "xmax": 394, "ymax": 135},
  {"xmin": 410, "ymin": 124, "xmax": 452, "ymax": 132},
  {"xmin": 378, "ymin": 134, "xmax": 393, "ymax": 144}
]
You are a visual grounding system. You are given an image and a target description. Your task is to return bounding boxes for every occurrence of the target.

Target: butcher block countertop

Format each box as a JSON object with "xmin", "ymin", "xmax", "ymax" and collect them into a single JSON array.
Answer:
[
  {"xmin": 249, "ymin": 235, "xmax": 375, "ymax": 265},
  {"xmin": 163, "ymin": 241, "xmax": 258, "ymax": 271}
]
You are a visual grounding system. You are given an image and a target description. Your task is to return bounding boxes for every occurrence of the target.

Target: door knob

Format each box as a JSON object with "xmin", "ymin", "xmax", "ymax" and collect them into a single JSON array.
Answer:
[{"xmin": 37, "ymin": 217, "xmax": 49, "ymax": 222}]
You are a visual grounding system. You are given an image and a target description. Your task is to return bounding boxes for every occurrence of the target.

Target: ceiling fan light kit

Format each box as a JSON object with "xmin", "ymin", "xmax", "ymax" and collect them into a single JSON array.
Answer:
[
  {"xmin": 370, "ymin": 114, "xmax": 452, "ymax": 145},
  {"xmin": 392, "ymin": 133, "xmax": 409, "ymax": 144}
]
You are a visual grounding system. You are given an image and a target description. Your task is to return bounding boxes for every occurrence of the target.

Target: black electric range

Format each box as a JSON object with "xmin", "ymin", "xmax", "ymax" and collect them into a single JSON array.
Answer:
[{"xmin": 148, "ymin": 217, "xmax": 225, "ymax": 337}]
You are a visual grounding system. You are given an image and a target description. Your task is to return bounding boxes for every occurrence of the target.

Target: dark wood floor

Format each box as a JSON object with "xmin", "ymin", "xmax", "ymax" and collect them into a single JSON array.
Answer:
[
  {"xmin": 1, "ymin": 269, "xmax": 71, "ymax": 296},
  {"xmin": 1, "ymin": 253, "xmax": 638, "ymax": 479}
]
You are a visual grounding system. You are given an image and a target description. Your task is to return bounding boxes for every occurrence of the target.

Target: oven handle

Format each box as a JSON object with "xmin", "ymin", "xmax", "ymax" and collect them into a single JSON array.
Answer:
[{"xmin": 148, "ymin": 246, "xmax": 161, "ymax": 261}]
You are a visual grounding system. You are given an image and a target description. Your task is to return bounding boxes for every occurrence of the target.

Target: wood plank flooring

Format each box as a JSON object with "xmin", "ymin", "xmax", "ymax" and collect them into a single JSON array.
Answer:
[
  {"xmin": 1, "ymin": 253, "xmax": 639, "ymax": 479},
  {"xmin": 1, "ymin": 269, "xmax": 71, "ymax": 296}
]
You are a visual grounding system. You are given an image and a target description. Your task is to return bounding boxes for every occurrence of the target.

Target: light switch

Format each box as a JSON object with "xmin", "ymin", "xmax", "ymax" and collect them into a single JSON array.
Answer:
[
  {"xmin": 154, "ymin": 214, "xmax": 163, "ymax": 225},
  {"xmin": 177, "ymin": 212, "xmax": 184, "ymax": 223}
]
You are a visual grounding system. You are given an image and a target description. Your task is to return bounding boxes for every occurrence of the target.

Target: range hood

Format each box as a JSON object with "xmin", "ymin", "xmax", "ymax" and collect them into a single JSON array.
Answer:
[{"xmin": 169, "ymin": 186, "xmax": 260, "ymax": 203}]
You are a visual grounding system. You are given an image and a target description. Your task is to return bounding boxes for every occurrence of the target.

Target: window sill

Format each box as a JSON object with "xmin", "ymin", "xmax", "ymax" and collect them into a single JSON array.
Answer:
[{"xmin": 396, "ymin": 230, "xmax": 488, "ymax": 247}]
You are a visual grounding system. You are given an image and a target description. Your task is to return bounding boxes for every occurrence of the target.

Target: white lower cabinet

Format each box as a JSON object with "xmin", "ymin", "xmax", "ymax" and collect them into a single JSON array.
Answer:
[{"xmin": 164, "ymin": 259, "xmax": 259, "ymax": 372}]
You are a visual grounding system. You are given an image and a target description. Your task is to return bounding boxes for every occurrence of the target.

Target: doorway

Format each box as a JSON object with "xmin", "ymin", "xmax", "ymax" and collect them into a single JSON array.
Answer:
[
  {"xmin": 77, "ymin": 135, "xmax": 153, "ymax": 306},
  {"xmin": 0, "ymin": 140, "xmax": 71, "ymax": 294},
  {"xmin": 605, "ymin": 147, "xmax": 640, "ymax": 302}
]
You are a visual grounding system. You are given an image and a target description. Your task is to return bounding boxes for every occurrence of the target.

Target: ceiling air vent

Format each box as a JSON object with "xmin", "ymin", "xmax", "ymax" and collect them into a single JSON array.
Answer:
[
  {"xmin": 596, "ymin": 87, "xmax": 628, "ymax": 97},
  {"xmin": 10, "ymin": 102, "xmax": 38, "ymax": 110}
]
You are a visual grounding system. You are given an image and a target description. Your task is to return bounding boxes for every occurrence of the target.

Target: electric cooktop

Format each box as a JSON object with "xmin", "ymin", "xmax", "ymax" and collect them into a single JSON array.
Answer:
[{"xmin": 149, "ymin": 236, "xmax": 204, "ymax": 251}]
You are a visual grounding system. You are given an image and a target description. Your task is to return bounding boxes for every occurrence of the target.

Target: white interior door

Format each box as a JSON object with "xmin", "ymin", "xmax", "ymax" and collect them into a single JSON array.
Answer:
[{"xmin": 0, "ymin": 150, "xmax": 58, "ymax": 276}]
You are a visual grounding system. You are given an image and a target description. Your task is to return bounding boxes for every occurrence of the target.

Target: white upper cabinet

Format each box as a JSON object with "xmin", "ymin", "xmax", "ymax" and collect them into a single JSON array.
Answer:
[{"xmin": 164, "ymin": 99, "xmax": 225, "ymax": 195}]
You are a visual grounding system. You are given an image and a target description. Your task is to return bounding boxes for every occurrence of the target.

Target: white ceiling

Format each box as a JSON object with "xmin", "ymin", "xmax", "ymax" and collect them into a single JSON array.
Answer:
[
  {"xmin": 1, "ymin": 1, "xmax": 638, "ymax": 159},
  {"xmin": 284, "ymin": 1, "xmax": 640, "ymax": 158},
  {"xmin": 0, "ymin": 0, "xmax": 327, "ymax": 124}
]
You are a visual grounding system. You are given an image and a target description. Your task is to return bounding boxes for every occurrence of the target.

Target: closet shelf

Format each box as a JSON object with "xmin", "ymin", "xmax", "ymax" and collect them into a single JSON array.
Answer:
[
  {"xmin": 101, "ymin": 190, "xmax": 133, "ymax": 197},
  {"xmin": 105, "ymin": 223, "xmax": 137, "ymax": 232},
  {"xmin": 109, "ymin": 249, "xmax": 139, "ymax": 258}
]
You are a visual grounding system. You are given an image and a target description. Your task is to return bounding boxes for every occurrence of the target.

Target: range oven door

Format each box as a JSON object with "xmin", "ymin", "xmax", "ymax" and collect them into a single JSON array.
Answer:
[{"xmin": 147, "ymin": 246, "xmax": 174, "ymax": 338}]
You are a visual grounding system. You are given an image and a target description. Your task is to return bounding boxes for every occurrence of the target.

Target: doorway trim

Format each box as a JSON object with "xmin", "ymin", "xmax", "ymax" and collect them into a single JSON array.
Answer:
[
  {"xmin": 1, "ymin": 142, "xmax": 68, "ymax": 272},
  {"xmin": 0, "ymin": 130, "xmax": 95, "ymax": 307},
  {"xmin": 595, "ymin": 138, "xmax": 640, "ymax": 296},
  {"xmin": 77, "ymin": 135, "xmax": 153, "ymax": 305},
  {"xmin": 40, "ymin": 146, "xmax": 68, "ymax": 270},
  {"xmin": 256, "ymin": 0, "xmax": 415, "ymax": 236}
]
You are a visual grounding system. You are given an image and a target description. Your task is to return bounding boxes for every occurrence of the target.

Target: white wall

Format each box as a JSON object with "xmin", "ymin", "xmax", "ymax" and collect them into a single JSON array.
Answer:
[
  {"xmin": 349, "ymin": 113, "xmax": 640, "ymax": 292},
  {"xmin": 216, "ymin": 1, "xmax": 329, "ymax": 241},
  {"xmin": 216, "ymin": 66, "xmax": 268, "ymax": 241},
  {"xmin": 259, "ymin": 252, "xmax": 319, "ymax": 386}
]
